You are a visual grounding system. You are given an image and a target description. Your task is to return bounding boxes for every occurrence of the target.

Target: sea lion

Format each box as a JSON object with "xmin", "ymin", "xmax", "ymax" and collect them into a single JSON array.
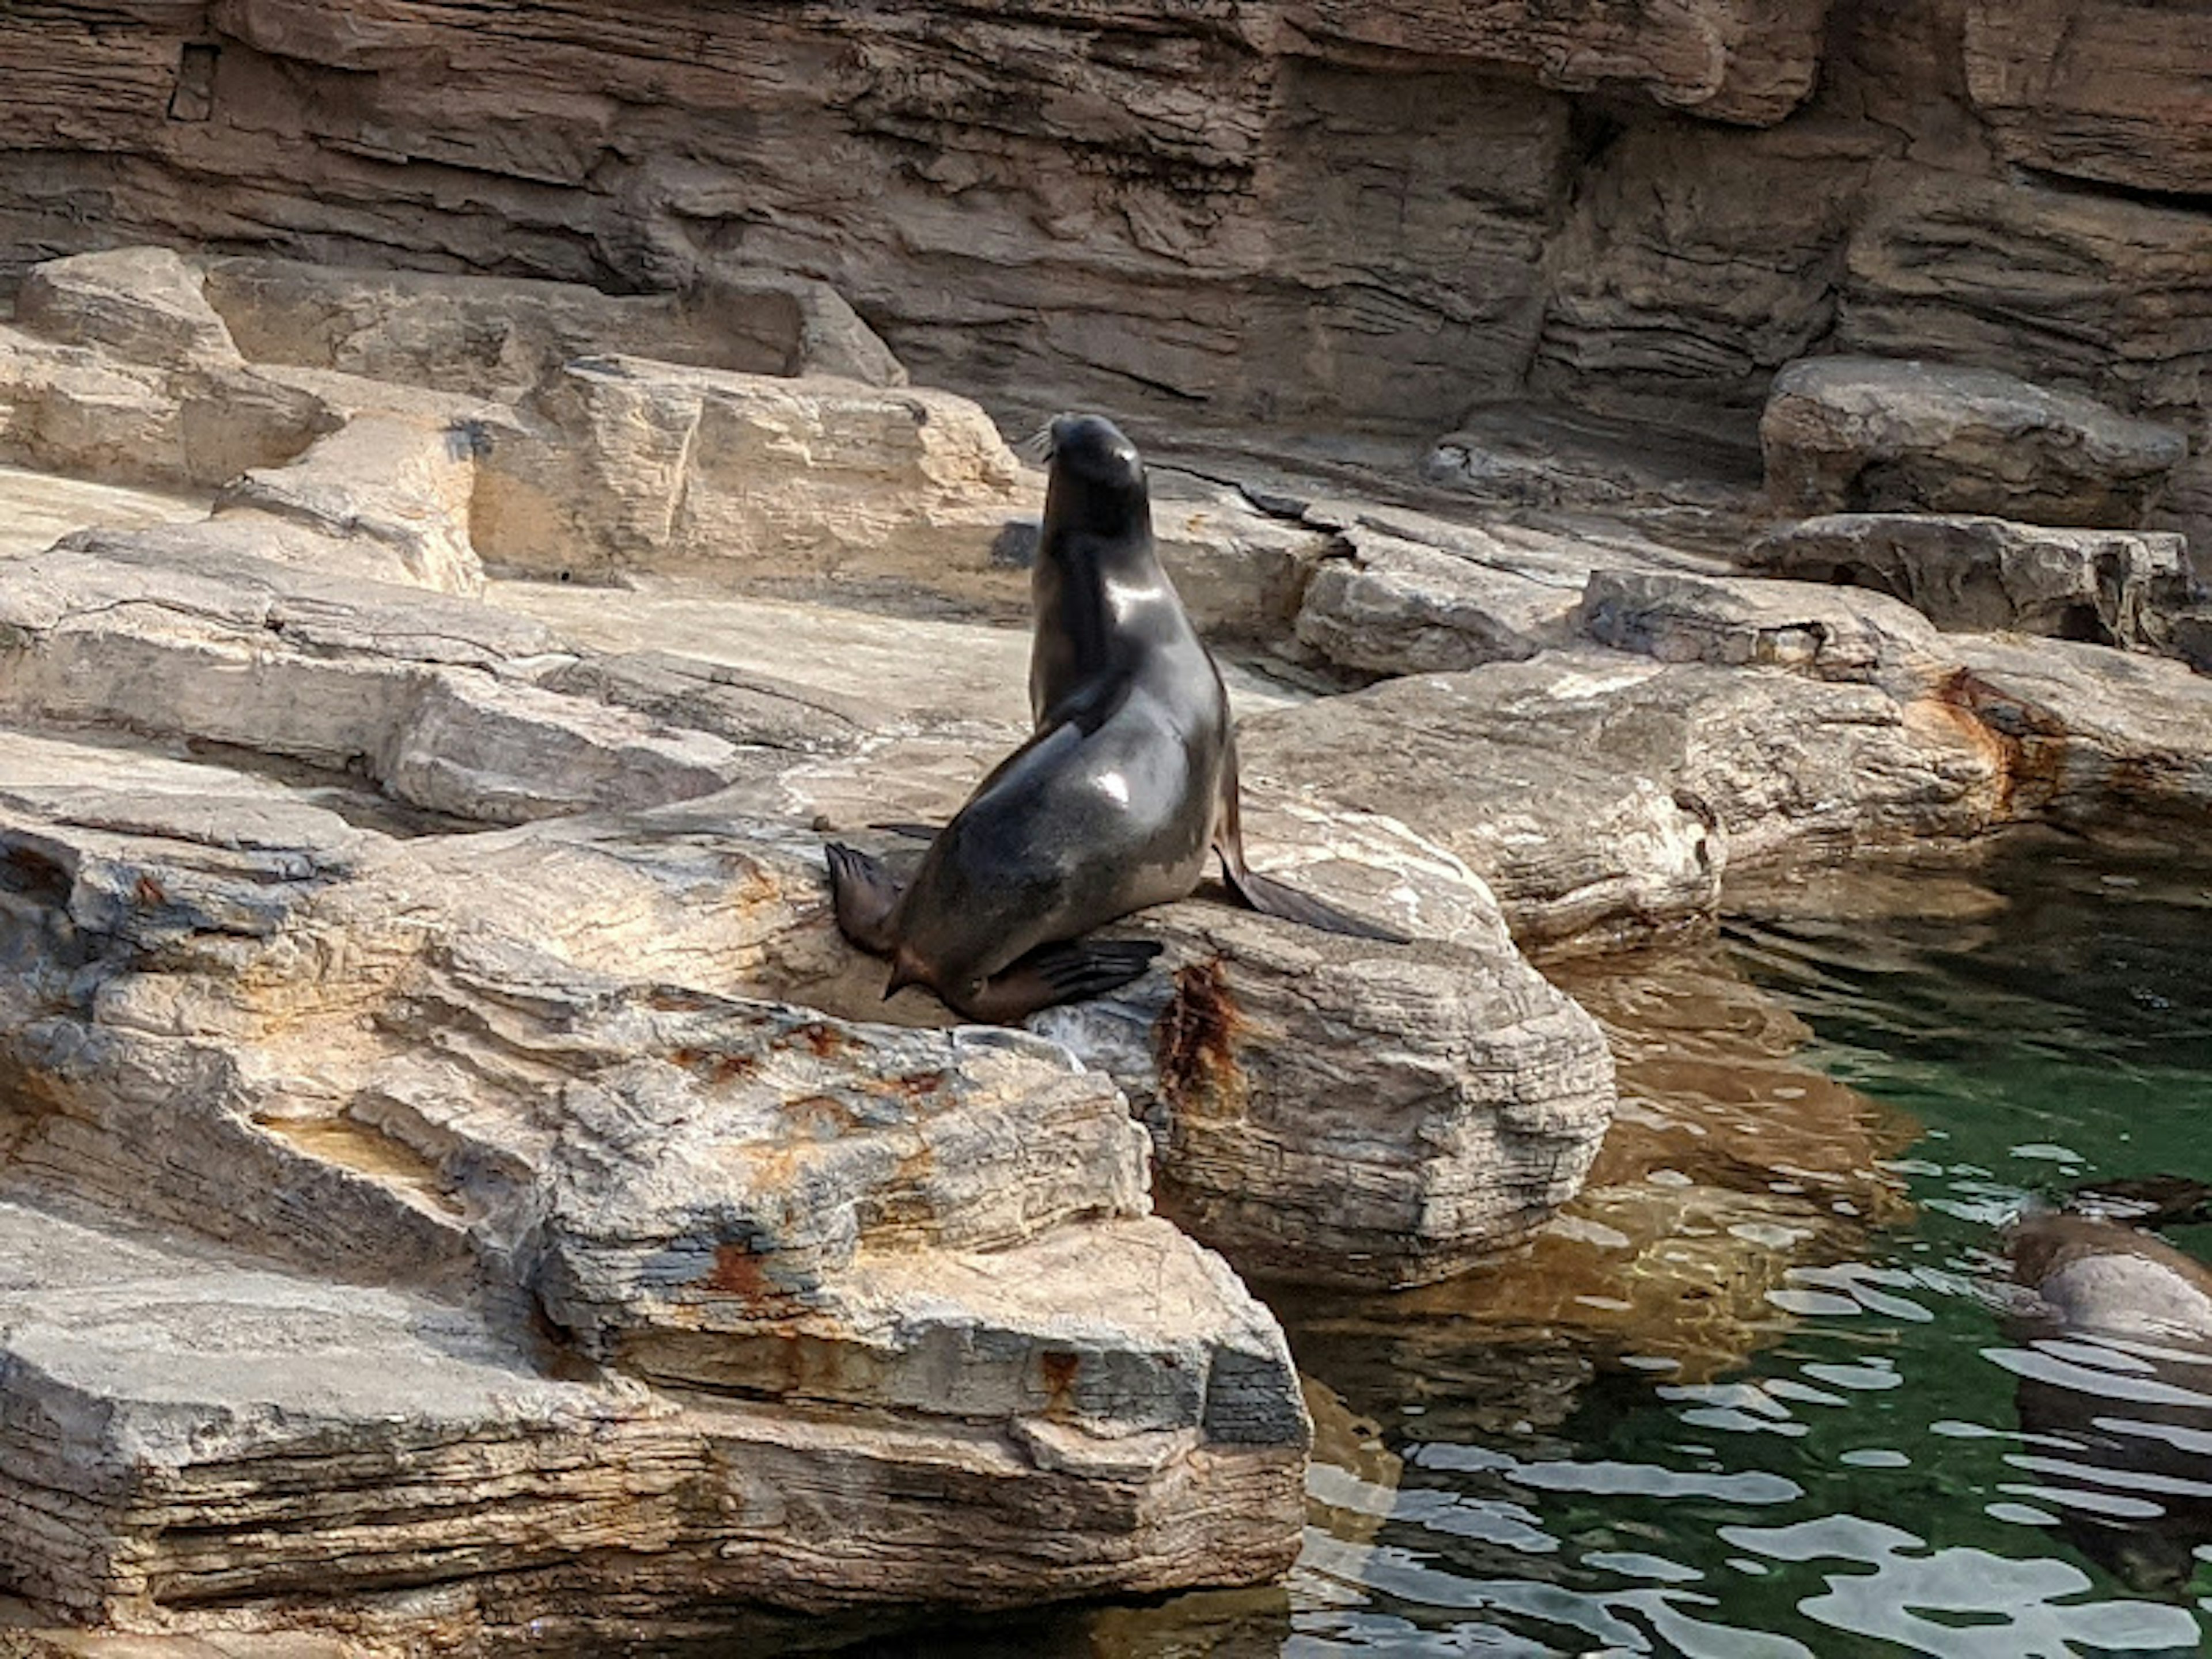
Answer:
[
  {"xmin": 825, "ymin": 412, "xmax": 1399, "ymax": 1022},
  {"xmin": 2003, "ymin": 1180, "xmax": 2212, "ymax": 1594}
]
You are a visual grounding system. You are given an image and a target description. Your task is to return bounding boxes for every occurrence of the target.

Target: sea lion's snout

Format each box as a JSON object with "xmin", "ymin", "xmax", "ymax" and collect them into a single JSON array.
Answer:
[{"xmin": 1047, "ymin": 413, "xmax": 1141, "ymax": 482}]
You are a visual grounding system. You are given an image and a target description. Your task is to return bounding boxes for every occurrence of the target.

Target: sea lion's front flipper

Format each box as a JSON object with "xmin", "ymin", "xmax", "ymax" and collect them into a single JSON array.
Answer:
[
  {"xmin": 957, "ymin": 938, "xmax": 1165, "ymax": 1022},
  {"xmin": 824, "ymin": 843, "xmax": 902, "ymax": 955},
  {"xmin": 1212, "ymin": 747, "xmax": 1411, "ymax": 945}
]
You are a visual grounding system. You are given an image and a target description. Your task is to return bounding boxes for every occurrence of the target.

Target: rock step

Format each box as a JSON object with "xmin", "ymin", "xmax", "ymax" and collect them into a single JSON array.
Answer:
[
  {"xmin": 598, "ymin": 1218, "xmax": 1304, "ymax": 1444},
  {"xmin": 0, "ymin": 537, "xmax": 764, "ymax": 826},
  {"xmin": 469, "ymin": 356, "xmax": 1028, "ymax": 587},
  {"xmin": 0, "ymin": 744, "xmax": 1302, "ymax": 1444},
  {"xmin": 1747, "ymin": 512, "xmax": 2196, "ymax": 658},
  {"xmin": 0, "ymin": 1199, "xmax": 1300, "ymax": 1635},
  {"xmin": 1761, "ymin": 355, "xmax": 2187, "ymax": 530},
  {"xmin": 200, "ymin": 254, "xmax": 907, "ymax": 399}
]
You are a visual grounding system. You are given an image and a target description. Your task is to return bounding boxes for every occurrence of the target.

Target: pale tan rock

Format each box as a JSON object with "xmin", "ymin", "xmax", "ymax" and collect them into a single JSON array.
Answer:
[
  {"xmin": 15, "ymin": 246, "xmax": 240, "ymax": 369},
  {"xmin": 1239, "ymin": 661, "xmax": 1719, "ymax": 952},
  {"xmin": 1148, "ymin": 469, "xmax": 1334, "ymax": 641},
  {"xmin": 471, "ymin": 357, "xmax": 1027, "ymax": 585},
  {"xmin": 1762, "ymin": 356, "xmax": 2187, "ymax": 529},
  {"xmin": 1570, "ymin": 570, "xmax": 2212, "ymax": 848},
  {"xmin": 0, "ymin": 729, "xmax": 1310, "ymax": 1635},
  {"xmin": 201, "ymin": 255, "xmax": 907, "ymax": 400},
  {"xmin": 0, "ymin": 533, "xmax": 760, "ymax": 825},
  {"xmin": 1422, "ymin": 406, "xmax": 1771, "ymax": 554},
  {"xmin": 1295, "ymin": 527, "xmax": 1554, "ymax": 675},
  {"xmin": 215, "ymin": 411, "xmax": 487, "ymax": 594},
  {"xmin": 1238, "ymin": 640, "xmax": 2012, "ymax": 949},
  {"xmin": 0, "ymin": 1195, "xmax": 1300, "ymax": 1641},
  {"xmin": 0, "ymin": 325, "xmax": 334, "ymax": 490},
  {"xmin": 0, "ymin": 464, "xmax": 206, "ymax": 559}
]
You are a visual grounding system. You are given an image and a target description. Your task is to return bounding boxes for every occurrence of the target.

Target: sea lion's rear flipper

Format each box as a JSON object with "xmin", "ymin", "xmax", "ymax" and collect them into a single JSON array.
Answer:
[
  {"xmin": 959, "ymin": 938, "xmax": 1165, "ymax": 1022},
  {"xmin": 1227, "ymin": 866, "xmax": 1412, "ymax": 945},
  {"xmin": 824, "ymin": 843, "xmax": 902, "ymax": 955},
  {"xmin": 1212, "ymin": 748, "xmax": 1411, "ymax": 945}
]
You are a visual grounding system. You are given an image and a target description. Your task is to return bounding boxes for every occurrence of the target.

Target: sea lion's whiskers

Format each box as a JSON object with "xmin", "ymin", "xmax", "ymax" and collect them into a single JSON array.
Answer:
[{"xmin": 1018, "ymin": 421, "xmax": 1058, "ymax": 463}]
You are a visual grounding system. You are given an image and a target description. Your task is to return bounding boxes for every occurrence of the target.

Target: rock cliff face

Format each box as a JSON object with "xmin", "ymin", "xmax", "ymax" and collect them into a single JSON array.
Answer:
[{"xmin": 10, "ymin": 0, "xmax": 2204, "ymax": 547}]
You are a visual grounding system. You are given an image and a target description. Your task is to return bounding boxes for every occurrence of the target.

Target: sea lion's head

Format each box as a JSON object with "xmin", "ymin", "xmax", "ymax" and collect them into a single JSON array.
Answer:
[{"xmin": 1040, "ymin": 413, "xmax": 1149, "ymax": 542}]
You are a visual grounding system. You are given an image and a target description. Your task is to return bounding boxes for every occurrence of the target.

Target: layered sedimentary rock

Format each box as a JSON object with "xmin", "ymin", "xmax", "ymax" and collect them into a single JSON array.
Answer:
[
  {"xmin": 1, "ymin": 0, "xmax": 2210, "ymax": 1637},
  {"xmin": 1962, "ymin": 0, "xmax": 2212, "ymax": 198},
  {"xmin": 3, "ymin": 1, "xmax": 2207, "ymax": 509},
  {"xmin": 0, "ymin": 251, "xmax": 1349, "ymax": 1652},
  {"xmin": 0, "ymin": 702, "xmax": 1310, "ymax": 1644},
  {"xmin": 1838, "ymin": 171, "xmax": 2212, "ymax": 425},
  {"xmin": 1291, "ymin": 505, "xmax": 1726, "ymax": 679}
]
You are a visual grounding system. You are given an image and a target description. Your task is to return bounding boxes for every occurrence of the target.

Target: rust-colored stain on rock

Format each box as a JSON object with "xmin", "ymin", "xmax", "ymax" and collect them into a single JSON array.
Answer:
[
  {"xmin": 700, "ymin": 1243, "xmax": 805, "ymax": 1316},
  {"xmin": 785, "ymin": 1092, "xmax": 856, "ymax": 1137},
  {"xmin": 1153, "ymin": 956, "xmax": 1248, "ymax": 1120},
  {"xmin": 1039, "ymin": 1349, "xmax": 1082, "ymax": 1414},
  {"xmin": 875, "ymin": 1068, "xmax": 948, "ymax": 1104},
  {"xmin": 670, "ymin": 1045, "xmax": 760, "ymax": 1085},
  {"xmin": 1930, "ymin": 667, "xmax": 2067, "ymax": 819}
]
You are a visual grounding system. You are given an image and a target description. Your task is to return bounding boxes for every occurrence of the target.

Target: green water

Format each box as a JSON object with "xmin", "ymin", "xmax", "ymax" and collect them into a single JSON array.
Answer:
[{"xmin": 1272, "ymin": 847, "xmax": 2212, "ymax": 1658}]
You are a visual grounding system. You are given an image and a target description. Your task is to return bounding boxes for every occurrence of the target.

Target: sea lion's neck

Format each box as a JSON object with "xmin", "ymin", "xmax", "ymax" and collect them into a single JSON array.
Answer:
[{"xmin": 1029, "ymin": 499, "xmax": 1185, "ymax": 724}]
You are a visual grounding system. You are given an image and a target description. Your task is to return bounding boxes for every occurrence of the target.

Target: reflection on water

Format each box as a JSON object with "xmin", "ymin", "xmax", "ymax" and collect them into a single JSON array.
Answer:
[{"xmin": 837, "ymin": 843, "xmax": 2212, "ymax": 1656}]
